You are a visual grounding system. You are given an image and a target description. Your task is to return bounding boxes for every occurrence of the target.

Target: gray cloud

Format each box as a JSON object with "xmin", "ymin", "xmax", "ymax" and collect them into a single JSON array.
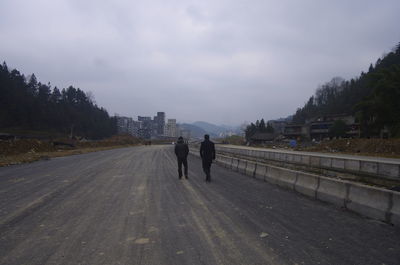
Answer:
[{"xmin": 1, "ymin": 0, "xmax": 399, "ymax": 125}]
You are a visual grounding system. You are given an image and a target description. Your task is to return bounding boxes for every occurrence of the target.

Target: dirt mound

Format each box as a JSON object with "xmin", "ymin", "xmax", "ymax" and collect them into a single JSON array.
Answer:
[
  {"xmin": 0, "ymin": 134, "xmax": 142, "ymax": 156},
  {"xmin": 78, "ymin": 134, "xmax": 142, "ymax": 148},
  {"xmin": 302, "ymin": 138, "xmax": 400, "ymax": 157},
  {"xmin": 0, "ymin": 134, "xmax": 144, "ymax": 167},
  {"xmin": 0, "ymin": 139, "xmax": 55, "ymax": 156}
]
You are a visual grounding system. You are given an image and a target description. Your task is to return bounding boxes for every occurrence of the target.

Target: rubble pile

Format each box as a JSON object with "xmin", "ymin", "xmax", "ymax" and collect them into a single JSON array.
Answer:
[
  {"xmin": 0, "ymin": 134, "xmax": 143, "ymax": 166},
  {"xmin": 0, "ymin": 139, "xmax": 55, "ymax": 156},
  {"xmin": 303, "ymin": 138, "xmax": 400, "ymax": 157}
]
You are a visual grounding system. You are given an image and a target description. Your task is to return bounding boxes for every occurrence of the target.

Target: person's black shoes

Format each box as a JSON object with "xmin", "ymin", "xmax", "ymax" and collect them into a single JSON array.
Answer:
[{"xmin": 185, "ymin": 175, "xmax": 188, "ymax": 179}]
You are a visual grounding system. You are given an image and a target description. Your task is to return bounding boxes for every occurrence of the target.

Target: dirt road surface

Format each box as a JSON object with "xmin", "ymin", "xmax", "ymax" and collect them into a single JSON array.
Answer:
[{"xmin": 0, "ymin": 145, "xmax": 399, "ymax": 265}]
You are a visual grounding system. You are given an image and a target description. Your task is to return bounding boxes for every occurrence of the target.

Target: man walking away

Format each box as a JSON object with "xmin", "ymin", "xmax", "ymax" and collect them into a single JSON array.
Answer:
[
  {"xmin": 174, "ymin": 137, "xmax": 189, "ymax": 179},
  {"xmin": 200, "ymin": 134, "xmax": 215, "ymax": 182}
]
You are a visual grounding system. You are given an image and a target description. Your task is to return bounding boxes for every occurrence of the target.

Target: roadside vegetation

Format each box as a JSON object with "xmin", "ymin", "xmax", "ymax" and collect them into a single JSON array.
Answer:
[{"xmin": 220, "ymin": 135, "xmax": 246, "ymax": 145}]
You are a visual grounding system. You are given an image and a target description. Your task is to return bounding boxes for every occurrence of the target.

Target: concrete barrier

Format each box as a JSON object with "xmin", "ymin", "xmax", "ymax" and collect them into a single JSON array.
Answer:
[
  {"xmin": 295, "ymin": 172, "xmax": 319, "ymax": 198},
  {"xmin": 360, "ymin": 161, "xmax": 378, "ymax": 175},
  {"xmin": 332, "ymin": 158, "xmax": 345, "ymax": 170},
  {"xmin": 238, "ymin": 160, "xmax": 247, "ymax": 174},
  {"xmin": 224, "ymin": 156, "xmax": 231, "ymax": 168},
  {"xmin": 273, "ymin": 169, "xmax": 297, "ymax": 190},
  {"xmin": 220, "ymin": 156, "xmax": 231, "ymax": 168},
  {"xmin": 293, "ymin": 154, "xmax": 302, "ymax": 163},
  {"xmin": 316, "ymin": 177, "xmax": 348, "ymax": 207},
  {"xmin": 231, "ymin": 158, "xmax": 239, "ymax": 172},
  {"xmin": 246, "ymin": 161, "xmax": 257, "ymax": 177},
  {"xmin": 320, "ymin": 157, "xmax": 332, "ymax": 168},
  {"xmin": 347, "ymin": 184, "xmax": 391, "ymax": 222},
  {"xmin": 391, "ymin": 193, "xmax": 400, "ymax": 226},
  {"xmin": 378, "ymin": 163, "xmax": 399, "ymax": 178},
  {"xmin": 255, "ymin": 164, "xmax": 267, "ymax": 181},
  {"xmin": 216, "ymin": 145, "xmax": 400, "ymax": 181},
  {"xmin": 265, "ymin": 166, "xmax": 281, "ymax": 185},
  {"xmin": 193, "ymin": 146, "xmax": 400, "ymax": 225},
  {"xmin": 310, "ymin": 156, "xmax": 320, "ymax": 167}
]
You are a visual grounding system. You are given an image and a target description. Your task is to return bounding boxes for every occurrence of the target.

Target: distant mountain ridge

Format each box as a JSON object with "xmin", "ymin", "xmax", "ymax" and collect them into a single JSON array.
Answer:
[
  {"xmin": 179, "ymin": 123, "xmax": 208, "ymax": 138},
  {"xmin": 179, "ymin": 121, "xmax": 240, "ymax": 139},
  {"xmin": 192, "ymin": 121, "xmax": 228, "ymax": 136}
]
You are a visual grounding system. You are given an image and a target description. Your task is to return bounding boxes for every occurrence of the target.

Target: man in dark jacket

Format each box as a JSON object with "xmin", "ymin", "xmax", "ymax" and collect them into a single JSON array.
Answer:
[
  {"xmin": 174, "ymin": 136, "xmax": 189, "ymax": 179},
  {"xmin": 200, "ymin": 134, "xmax": 215, "ymax": 182}
]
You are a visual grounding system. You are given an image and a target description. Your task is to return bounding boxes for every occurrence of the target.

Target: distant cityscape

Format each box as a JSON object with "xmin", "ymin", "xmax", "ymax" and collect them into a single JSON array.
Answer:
[{"xmin": 116, "ymin": 112, "xmax": 191, "ymax": 140}]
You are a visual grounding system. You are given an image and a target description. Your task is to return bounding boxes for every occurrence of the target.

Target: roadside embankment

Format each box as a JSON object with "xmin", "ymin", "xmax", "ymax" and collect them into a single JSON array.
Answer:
[
  {"xmin": 0, "ymin": 135, "xmax": 142, "ymax": 167},
  {"xmin": 215, "ymin": 145, "xmax": 400, "ymax": 189}
]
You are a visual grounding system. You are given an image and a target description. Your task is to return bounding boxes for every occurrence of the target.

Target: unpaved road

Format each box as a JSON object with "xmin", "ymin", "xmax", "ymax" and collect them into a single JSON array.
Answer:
[{"xmin": 0, "ymin": 145, "xmax": 399, "ymax": 265}]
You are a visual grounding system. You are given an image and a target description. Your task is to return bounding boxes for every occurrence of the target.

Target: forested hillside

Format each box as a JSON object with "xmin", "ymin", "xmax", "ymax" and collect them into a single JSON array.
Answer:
[
  {"xmin": 292, "ymin": 42, "xmax": 400, "ymax": 137},
  {"xmin": 0, "ymin": 62, "xmax": 116, "ymax": 139}
]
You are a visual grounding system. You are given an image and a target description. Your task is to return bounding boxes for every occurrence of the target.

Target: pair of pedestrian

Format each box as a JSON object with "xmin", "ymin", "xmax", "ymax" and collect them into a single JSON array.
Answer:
[{"xmin": 174, "ymin": 134, "xmax": 216, "ymax": 182}]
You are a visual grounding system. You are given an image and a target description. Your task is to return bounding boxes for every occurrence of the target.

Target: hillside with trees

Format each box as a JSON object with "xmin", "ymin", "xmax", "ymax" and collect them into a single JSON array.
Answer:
[
  {"xmin": 292, "ymin": 42, "xmax": 400, "ymax": 137},
  {"xmin": 0, "ymin": 62, "xmax": 116, "ymax": 139},
  {"xmin": 244, "ymin": 119, "xmax": 274, "ymax": 142}
]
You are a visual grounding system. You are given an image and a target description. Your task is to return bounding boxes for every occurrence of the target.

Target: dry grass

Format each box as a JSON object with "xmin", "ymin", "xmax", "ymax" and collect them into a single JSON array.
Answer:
[
  {"xmin": 0, "ymin": 134, "xmax": 143, "ymax": 167},
  {"xmin": 0, "ymin": 144, "xmax": 138, "ymax": 167},
  {"xmin": 301, "ymin": 138, "xmax": 400, "ymax": 158}
]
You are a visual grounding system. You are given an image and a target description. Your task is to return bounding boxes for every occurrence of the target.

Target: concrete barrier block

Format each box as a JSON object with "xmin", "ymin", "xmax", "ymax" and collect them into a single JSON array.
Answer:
[
  {"xmin": 220, "ymin": 156, "xmax": 231, "ymax": 167},
  {"xmin": 316, "ymin": 178, "xmax": 347, "ymax": 207},
  {"xmin": 360, "ymin": 161, "xmax": 378, "ymax": 175},
  {"xmin": 347, "ymin": 184, "xmax": 390, "ymax": 222},
  {"xmin": 255, "ymin": 164, "xmax": 266, "ymax": 180},
  {"xmin": 310, "ymin": 156, "xmax": 320, "ymax": 167},
  {"xmin": 227, "ymin": 157, "xmax": 234, "ymax": 168},
  {"xmin": 264, "ymin": 152, "xmax": 271, "ymax": 160},
  {"xmin": 332, "ymin": 158, "xmax": 345, "ymax": 170},
  {"xmin": 215, "ymin": 155, "xmax": 223, "ymax": 165},
  {"xmin": 390, "ymin": 192, "xmax": 400, "ymax": 226},
  {"xmin": 253, "ymin": 150, "xmax": 261, "ymax": 158},
  {"xmin": 238, "ymin": 160, "xmax": 247, "ymax": 174},
  {"xmin": 273, "ymin": 153, "xmax": 281, "ymax": 161},
  {"xmin": 320, "ymin": 157, "xmax": 332, "ymax": 168},
  {"xmin": 301, "ymin": 155, "xmax": 310, "ymax": 165},
  {"xmin": 231, "ymin": 158, "xmax": 239, "ymax": 171},
  {"xmin": 295, "ymin": 172, "xmax": 319, "ymax": 198},
  {"xmin": 345, "ymin": 160, "xmax": 360, "ymax": 172},
  {"xmin": 293, "ymin": 155, "xmax": 302, "ymax": 163},
  {"xmin": 225, "ymin": 157, "xmax": 232, "ymax": 169},
  {"xmin": 287, "ymin": 154, "xmax": 294, "ymax": 162},
  {"xmin": 279, "ymin": 153, "xmax": 287, "ymax": 161},
  {"xmin": 276, "ymin": 169, "xmax": 297, "ymax": 190},
  {"xmin": 378, "ymin": 163, "xmax": 399, "ymax": 179},
  {"xmin": 265, "ymin": 166, "xmax": 281, "ymax": 185},
  {"xmin": 246, "ymin": 161, "xmax": 257, "ymax": 177}
]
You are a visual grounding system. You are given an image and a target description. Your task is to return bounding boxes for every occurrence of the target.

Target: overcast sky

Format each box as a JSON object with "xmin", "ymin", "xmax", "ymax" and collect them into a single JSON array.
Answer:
[{"xmin": 1, "ymin": 0, "xmax": 399, "ymax": 125}]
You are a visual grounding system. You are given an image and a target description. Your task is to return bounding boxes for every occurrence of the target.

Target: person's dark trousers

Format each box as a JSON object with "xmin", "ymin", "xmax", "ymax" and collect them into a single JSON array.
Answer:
[
  {"xmin": 177, "ymin": 157, "xmax": 188, "ymax": 179},
  {"xmin": 202, "ymin": 160, "xmax": 212, "ymax": 181}
]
